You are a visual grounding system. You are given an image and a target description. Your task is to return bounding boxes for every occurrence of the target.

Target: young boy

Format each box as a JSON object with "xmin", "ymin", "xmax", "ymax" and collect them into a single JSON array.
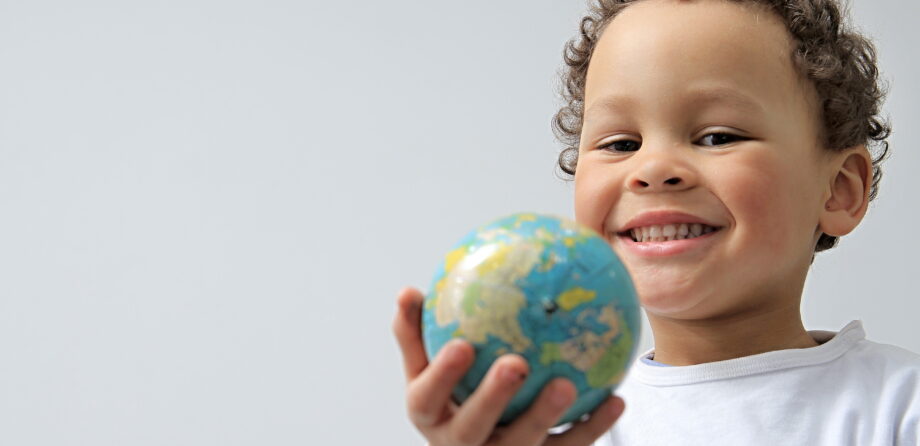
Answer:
[{"xmin": 393, "ymin": 0, "xmax": 920, "ymax": 444}]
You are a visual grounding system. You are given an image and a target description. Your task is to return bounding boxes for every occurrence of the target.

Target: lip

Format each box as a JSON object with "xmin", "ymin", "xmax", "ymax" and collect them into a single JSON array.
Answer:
[{"xmin": 614, "ymin": 210, "xmax": 722, "ymax": 233}]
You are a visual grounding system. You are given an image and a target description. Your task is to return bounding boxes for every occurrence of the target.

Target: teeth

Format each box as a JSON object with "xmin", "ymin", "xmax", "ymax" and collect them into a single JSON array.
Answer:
[
  {"xmin": 662, "ymin": 225, "xmax": 677, "ymax": 238},
  {"xmin": 625, "ymin": 223, "xmax": 719, "ymax": 243},
  {"xmin": 691, "ymin": 224, "xmax": 703, "ymax": 237}
]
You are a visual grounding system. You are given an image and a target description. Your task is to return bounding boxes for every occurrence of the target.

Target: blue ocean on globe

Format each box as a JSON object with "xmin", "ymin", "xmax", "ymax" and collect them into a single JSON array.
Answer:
[{"xmin": 422, "ymin": 213, "xmax": 641, "ymax": 426}]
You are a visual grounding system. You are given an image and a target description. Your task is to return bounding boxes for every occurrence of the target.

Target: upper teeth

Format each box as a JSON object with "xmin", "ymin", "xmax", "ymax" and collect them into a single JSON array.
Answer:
[{"xmin": 628, "ymin": 223, "xmax": 717, "ymax": 242}]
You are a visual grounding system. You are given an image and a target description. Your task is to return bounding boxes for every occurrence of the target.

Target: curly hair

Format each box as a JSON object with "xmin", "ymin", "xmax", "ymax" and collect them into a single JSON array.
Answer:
[{"xmin": 553, "ymin": 0, "xmax": 891, "ymax": 253}]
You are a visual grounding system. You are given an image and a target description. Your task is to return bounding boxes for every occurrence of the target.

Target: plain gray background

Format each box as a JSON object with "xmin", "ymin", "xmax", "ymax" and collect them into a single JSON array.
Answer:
[{"xmin": 0, "ymin": 1, "xmax": 916, "ymax": 444}]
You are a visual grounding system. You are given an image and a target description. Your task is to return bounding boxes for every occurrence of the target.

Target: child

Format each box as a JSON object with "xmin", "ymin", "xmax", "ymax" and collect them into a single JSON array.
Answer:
[{"xmin": 393, "ymin": 0, "xmax": 920, "ymax": 444}]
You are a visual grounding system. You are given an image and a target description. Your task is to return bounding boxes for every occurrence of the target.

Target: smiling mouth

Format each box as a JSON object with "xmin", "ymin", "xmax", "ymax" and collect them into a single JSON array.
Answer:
[{"xmin": 618, "ymin": 223, "xmax": 722, "ymax": 243}]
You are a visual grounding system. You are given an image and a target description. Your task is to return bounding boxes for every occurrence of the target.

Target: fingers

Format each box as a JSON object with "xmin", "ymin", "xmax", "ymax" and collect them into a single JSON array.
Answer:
[
  {"xmin": 405, "ymin": 339, "xmax": 475, "ymax": 428},
  {"xmin": 446, "ymin": 354, "xmax": 530, "ymax": 445},
  {"xmin": 545, "ymin": 396, "xmax": 625, "ymax": 446},
  {"xmin": 394, "ymin": 286, "xmax": 625, "ymax": 446},
  {"xmin": 392, "ymin": 287, "xmax": 429, "ymax": 382},
  {"xmin": 497, "ymin": 378, "xmax": 578, "ymax": 445}
]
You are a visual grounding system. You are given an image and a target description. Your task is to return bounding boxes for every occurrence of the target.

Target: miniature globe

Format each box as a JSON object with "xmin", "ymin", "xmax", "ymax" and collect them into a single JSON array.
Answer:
[{"xmin": 422, "ymin": 213, "xmax": 641, "ymax": 426}]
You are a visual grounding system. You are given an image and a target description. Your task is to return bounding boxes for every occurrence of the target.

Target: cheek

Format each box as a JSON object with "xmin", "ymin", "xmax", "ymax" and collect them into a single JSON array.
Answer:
[
  {"xmin": 573, "ymin": 163, "xmax": 618, "ymax": 232},
  {"xmin": 720, "ymin": 153, "xmax": 818, "ymax": 257}
]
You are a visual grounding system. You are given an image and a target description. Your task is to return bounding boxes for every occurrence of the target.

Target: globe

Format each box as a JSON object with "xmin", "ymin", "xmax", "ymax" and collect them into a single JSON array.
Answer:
[{"xmin": 421, "ymin": 213, "xmax": 641, "ymax": 426}]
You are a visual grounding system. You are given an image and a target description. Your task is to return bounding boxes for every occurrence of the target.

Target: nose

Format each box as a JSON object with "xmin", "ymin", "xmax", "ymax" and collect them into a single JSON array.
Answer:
[{"xmin": 625, "ymin": 148, "xmax": 698, "ymax": 193}]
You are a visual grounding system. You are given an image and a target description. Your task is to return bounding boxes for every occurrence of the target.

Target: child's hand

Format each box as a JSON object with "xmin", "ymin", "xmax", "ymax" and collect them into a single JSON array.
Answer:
[{"xmin": 393, "ymin": 287, "xmax": 625, "ymax": 446}]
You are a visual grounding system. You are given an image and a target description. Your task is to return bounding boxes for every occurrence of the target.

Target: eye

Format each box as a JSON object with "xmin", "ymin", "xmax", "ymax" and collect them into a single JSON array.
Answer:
[
  {"xmin": 696, "ymin": 132, "xmax": 748, "ymax": 147},
  {"xmin": 597, "ymin": 139, "xmax": 641, "ymax": 153}
]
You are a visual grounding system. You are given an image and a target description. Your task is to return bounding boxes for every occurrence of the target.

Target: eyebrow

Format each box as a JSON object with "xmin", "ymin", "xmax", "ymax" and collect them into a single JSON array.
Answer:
[{"xmin": 584, "ymin": 87, "xmax": 765, "ymax": 121}]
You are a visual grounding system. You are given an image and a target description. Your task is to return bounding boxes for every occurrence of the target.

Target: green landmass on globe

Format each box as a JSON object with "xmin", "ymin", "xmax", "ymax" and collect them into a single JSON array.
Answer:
[{"xmin": 421, "ymin": 213, "xmax": 641, "ymax": 426}]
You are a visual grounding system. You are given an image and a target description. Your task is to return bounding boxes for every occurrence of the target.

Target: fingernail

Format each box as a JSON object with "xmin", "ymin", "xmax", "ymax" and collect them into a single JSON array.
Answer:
[{"xmin": 500, "ymin": 366, "xmax": 526, "ymax": 384}]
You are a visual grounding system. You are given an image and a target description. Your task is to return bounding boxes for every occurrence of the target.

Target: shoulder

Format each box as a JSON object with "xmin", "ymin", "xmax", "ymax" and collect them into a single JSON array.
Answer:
[
  {"xmin": 846, "ymin": 338, "xmax": 920, "ymax": 372},
  {"xmin": 834, "ymin": 339, "xmax": 920, "ymax": 413},
  {"xmin": 848, "ymin": 340, "xmax": 920, "ymax": 442},
  {"xmin": 815, "ymin": 320, "xmax": 920, "ymax": 377},
  {"xmin": 827, "ymin": 338, "xmax": 920, "ymax": 394}
]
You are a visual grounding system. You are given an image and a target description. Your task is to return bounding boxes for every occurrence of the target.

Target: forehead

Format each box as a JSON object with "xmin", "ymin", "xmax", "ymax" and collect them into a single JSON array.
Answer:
[{"xmin": 584, "ymin": 0, "xmax": 808, "ymax": 117}]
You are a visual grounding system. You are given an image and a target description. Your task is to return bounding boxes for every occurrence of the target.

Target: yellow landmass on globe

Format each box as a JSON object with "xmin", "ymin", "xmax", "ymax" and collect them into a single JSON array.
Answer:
[
  {"xmin": 444, "ymin": 245, "xmax": 469, "ymax": 274},
  {"xmin": 557, "ymin": 287, "xmax": 597, "ymax": 311},
  {"xmin": 540, "ymin": 342, "xmax": 564, "ymax": 364},
  {"xmin": 537, "ymin": 251, "xmax": 561, "ymax": 273},
  {"xmin": 513, "ymin": 213, "xmax": 538, "ymax": 228},
  {"xmin": 427, "ymin": 243, "xmax": 474, "ymax": 311}
]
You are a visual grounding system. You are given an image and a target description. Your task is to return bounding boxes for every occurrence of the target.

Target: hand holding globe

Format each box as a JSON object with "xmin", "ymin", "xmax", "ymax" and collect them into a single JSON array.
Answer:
[{"xmin": 393, "ymin": 213, "xmax": 639, "ymax": 445}]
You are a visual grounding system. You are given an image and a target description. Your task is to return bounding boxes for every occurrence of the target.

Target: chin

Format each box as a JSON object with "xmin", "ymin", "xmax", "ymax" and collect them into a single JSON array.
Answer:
[
  {"xmin": 633, "ymin": 277, "xmax": 712, "ymax": 318},
  {"xmin": 639, "ymin": 292, "xmax": 701, "ymax": 316}
]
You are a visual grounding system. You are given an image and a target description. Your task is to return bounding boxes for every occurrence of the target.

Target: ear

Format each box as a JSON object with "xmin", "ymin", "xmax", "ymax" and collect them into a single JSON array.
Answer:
[{"xmin": 819, "ymin": 145, "xmax": 873, "ymax": 237}]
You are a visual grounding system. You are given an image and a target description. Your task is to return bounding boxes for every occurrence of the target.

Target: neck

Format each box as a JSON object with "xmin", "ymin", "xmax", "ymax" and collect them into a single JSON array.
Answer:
[{"xmin": 647, "ymin": 301, "xmax": 819, "ymax": 366}]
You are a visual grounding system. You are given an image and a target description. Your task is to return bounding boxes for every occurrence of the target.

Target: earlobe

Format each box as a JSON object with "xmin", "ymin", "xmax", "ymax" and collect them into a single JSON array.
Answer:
[{"xmin": 819, "ymin": 146, "xmax": 872, "ymax": 237}]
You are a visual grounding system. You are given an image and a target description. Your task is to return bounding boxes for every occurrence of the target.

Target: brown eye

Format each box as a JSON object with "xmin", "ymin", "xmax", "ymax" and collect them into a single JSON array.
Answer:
[
  {"xmin": 599, "ymin": 139, "xmax": 641, "ymax": 152},
  {"xmin": 698, "ymin": 133, "xmax": 746, "ymax": 147}
]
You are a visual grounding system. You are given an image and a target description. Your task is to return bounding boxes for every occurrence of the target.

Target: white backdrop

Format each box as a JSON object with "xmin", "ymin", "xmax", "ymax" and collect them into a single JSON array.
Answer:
[{"xmin": 0, "ymin": 1, "xmax": 916, "ymax": 445}]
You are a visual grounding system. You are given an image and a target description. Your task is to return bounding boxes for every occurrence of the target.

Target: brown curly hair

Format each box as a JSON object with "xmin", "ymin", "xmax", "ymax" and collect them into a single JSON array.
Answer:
[{"xmin": 553, "ymin": 0, "xmax": 891, "ymax": 253}]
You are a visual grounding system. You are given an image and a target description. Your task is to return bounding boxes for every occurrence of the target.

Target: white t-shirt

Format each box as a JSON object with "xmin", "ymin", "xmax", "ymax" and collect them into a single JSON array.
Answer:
[{"xmin": 595, "ymin": 320, "xmax": 920, "ymax": 446}]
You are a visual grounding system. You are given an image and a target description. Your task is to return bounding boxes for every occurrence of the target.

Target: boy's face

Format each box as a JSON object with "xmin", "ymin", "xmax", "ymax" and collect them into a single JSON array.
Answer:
[{"xmin": 574, "ymin": 0, "xmax": 831, "ymax": 319}]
